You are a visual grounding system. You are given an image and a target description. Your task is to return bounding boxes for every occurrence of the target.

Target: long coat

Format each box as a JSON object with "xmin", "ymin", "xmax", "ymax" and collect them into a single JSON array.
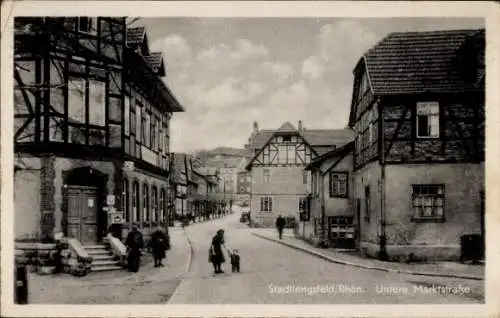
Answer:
[
  {"xmin": 210, "ymin": 234, "xmax": 225, "ymax": 265},
  {"xmin": 151, "ymin": 230, "xmax": 169, "ymax": 259}
]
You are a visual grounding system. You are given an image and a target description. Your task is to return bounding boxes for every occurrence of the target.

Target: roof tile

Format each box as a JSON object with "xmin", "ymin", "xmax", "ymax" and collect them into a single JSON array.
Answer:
[{"xmin": 363, "ymin": 29, "xmax": 485, "ymax": 95}]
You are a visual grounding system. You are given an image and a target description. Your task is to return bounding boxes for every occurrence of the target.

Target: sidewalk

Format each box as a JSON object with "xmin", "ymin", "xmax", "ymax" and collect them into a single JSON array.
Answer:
[
  {"xmin": 252, "ymin": 229, "xmax": 484, "ymax": 281},
  {"xmin": 28, "ymin": 227, "xmax": 192, "ymax": 304}
]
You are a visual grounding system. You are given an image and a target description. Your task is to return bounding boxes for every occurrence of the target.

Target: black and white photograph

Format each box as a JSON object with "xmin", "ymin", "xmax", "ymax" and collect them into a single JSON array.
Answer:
[{"xmin": 1, "ymin": 1, "xmax": 499, "ymax": 317}]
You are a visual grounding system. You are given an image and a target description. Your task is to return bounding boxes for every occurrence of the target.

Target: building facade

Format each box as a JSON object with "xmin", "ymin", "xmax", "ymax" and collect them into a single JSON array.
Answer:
[
  {"xmin": 348, "ymin": 29, "xmax": 485, "ymax": 261},
  {"xmin": 304, "ymin": 142, "xmax": 355, "ymax": 247},
  {"xmin": 245, "ymin": 121, "xmax": 354, "ymax": 228},
  {"xmin": 13, "ymin": 18, "xmax": 184, "ymax": 244},
  {"xmin": 236, "ymin": 170, "xmax": 251, "ymax": 206}
]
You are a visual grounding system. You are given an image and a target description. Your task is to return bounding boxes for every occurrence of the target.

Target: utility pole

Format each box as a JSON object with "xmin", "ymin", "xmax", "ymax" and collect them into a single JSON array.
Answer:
[{"xmin": 379, "ymin": 99, "xmax": 388, "ymax": 261}]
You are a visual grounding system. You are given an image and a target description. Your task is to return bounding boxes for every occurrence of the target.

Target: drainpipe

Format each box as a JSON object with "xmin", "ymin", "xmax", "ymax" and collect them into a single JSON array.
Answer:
[{"xmin": 379, "ymin": 99, "xmax": 388, "ymax": 261}]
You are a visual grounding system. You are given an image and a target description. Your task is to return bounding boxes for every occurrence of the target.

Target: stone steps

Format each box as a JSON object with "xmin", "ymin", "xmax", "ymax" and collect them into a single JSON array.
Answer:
[{"xmin": 82, "ymin": 243, "xmax": 123, "ymax": 273}]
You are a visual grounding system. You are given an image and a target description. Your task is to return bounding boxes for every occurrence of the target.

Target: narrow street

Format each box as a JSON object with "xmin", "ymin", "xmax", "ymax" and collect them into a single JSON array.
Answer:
[{"xmin": 169, "ymin": 212, "xmax": 483, "ymax": 304}]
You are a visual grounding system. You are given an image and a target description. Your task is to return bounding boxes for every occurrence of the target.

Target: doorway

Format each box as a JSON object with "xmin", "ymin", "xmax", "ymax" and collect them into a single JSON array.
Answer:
[
  {"xmin": 63, "ymin": 167, "xmax": 108, "ymax": 244},
  {"xmin": 67, "ymin": 186, "xmax": 99, "ymax": 244}
]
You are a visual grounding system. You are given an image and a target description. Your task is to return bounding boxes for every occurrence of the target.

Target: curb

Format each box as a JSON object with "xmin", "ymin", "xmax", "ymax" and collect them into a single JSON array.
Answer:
[
  {"xmin": 252, "ymin": 233, "xmax": 484, "ymax": 281},
  {"xmin": 182, "ymin": 227, "xmax": 194, "ymax": 274}
]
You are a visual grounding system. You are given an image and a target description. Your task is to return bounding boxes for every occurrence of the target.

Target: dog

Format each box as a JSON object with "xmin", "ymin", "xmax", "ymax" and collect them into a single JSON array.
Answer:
[{"xmin": 230, "ymin": 249, "xmax": 241, "ymax": 273}]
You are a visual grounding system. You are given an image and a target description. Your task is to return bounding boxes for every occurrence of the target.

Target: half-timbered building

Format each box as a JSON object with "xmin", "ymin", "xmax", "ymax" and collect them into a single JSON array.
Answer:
[
  {"xmin": 304, "ymin": 141, "xmax": 355, "ymax": 248},
  {"xmin": 349, "ymin": 29, "xmax": 485, "ymax": 261},
  {"xmin": 245, "ymin": 121, "xmax": 354, "ymax": 228},
  {"xmin": 13, "ymin": 18, "xmax": 184, "ymax": 247}
]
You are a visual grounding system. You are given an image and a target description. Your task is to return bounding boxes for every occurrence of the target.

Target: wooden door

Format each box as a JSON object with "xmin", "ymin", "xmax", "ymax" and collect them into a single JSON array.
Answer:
[{"xmin": 67, "ymin": 186, "xmax": 99, "ymax": 244}]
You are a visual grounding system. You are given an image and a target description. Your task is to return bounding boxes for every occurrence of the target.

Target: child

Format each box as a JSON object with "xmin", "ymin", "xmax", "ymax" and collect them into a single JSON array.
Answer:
[{"xmin": 230, "ymin": 249, "xmax": 240, "ymax": 273}]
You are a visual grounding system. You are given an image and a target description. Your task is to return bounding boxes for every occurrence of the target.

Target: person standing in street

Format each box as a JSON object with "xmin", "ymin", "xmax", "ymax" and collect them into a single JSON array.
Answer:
[
  {"xmin": 126, "ymin": 223, "xmax": 144, "ymax": 272},
  {"xmin": 276, "ymin": 214, "xmax": 286, "ymax": 240},
  {"xmin": 150, "ymin": 222, "xmax": 170, "ymax": 267},
  {"xmin": 209, "ymin": 229, "xmax": 229, "ymax": 274}
]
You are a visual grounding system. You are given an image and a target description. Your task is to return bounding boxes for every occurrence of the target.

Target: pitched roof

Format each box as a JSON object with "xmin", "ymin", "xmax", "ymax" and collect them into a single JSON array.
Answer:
[
  {"xmin": 248, "ymin": 127, "xmax": 354, "ymax": 151},
  {"xmin": 305, "ymin": 141, "xmax": 354, "ymax": 171},
  {"xmin": 245, "ymin": 123, "xmax": 355, "ymax": 170},
  {"xmin": 126, "ymin": 27, "xmax": 145, "ymax": 45},
  {"xmin": 172, "ymin": 153, "xmax": 187, "ymax": 184},
  {"xmin": 276, "ymin": 122, "xmax": 296, "ymax": 133},
  {"xmin": 302, "ymin": 129, "xmax": 355, "ymax": 146},
  {"xmin": 362, "ymin": 29, "xmax": 485, "ymax": 95}
]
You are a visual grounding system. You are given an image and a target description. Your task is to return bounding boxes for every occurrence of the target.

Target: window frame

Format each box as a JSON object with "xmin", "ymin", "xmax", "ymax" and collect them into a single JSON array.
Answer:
[
  {"xmin": 132, "ymin": 181, "xmax": 140, "ymax": 222},
  {"xmin": 143, "ymin": 183, "xmax": 150, "ymax": 226},
  {"xmin": 77, "ymin": 17, "xmax": 97, "ymax": 35},
  {"xmin": 411, "ymin": 184, "xmax": 445, "ymax": 222},
  {"xmin": 416, "ymin": 101, "xmax": 440, "ymax": 139},
  {"xmin": 260, "ymin": 196, "xmax": 273, "ymax": 212},
  {"xmin": 329, "ymin": 171, "xmax": 349, "ymax": 198},
  {"xmin": 123, "ymin": 178, "xmax": 129, "ymax": 222}
]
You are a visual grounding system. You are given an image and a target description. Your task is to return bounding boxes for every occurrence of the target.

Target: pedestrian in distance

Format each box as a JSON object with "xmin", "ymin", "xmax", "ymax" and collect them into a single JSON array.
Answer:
[
  {"xmin": 125, "ymin": 223, "xmax": 144, "ymax": 272},
  {"xmin": 150, "ymin": 222, "xmax": 170, "ymax": 267},
  {"xmin": 276, "ymin": 214, "xmax": 286, "ymax": 240},
  {"xmin": 209, "ymin": 229, "xmax": 230, "ymax": 274},
  {"xmin": 230, "ymin": 249, "xmax": 241, "ymax": 273}
]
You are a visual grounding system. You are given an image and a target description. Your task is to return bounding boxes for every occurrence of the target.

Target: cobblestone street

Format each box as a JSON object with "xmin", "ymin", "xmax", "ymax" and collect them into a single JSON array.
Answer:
[{"xmin": 168, "ymin": 213, "xmax": 484, "ymax": 304}]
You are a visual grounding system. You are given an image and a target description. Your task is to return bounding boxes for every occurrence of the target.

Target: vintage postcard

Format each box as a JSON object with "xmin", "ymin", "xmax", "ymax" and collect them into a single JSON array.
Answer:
[{"xmin": 1, "ymin": 1, "xmax": 499, "ymax": 317}]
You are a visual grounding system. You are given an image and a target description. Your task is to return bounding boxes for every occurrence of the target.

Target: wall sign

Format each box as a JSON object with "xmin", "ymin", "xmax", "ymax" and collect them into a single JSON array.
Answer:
[{"xmin": 106, "ymin": 195, "xmax": 115, "ymax": 206}]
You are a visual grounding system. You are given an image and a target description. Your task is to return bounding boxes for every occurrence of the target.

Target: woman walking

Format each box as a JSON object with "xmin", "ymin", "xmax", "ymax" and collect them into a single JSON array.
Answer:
[
  {"xmin": 209, "ymin": 229, "xmax": 229, "ymax": 274},
  {"xmin": 150, "ymin": 222, "xmax": 170, "ymax": 267}
]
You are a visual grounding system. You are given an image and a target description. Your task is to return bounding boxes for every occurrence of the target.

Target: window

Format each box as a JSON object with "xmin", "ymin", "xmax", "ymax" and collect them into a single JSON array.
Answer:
[
  {"xmin": 136, "ymin": 102, "xmax": 142, "ymax": 142},
  {"xmin": 143, "ymin": 184, "xmax": 150, "ymax": 225},
  {"xmin": 412, "ymin": 184, "xmax": 445, "ymax": 220},
  {"xmin": 152, "ymin": 186, "xmax": 158, "ymax": 223},
  {"xmin": 151, "ymin": 117, "xmax": 157, "ymax": 150},
  {"xmin": 283, "ymin": 135, "xmax": 291, "ymax": 142},
  {"xmin": 78, "ymin": 17, "xmax": 96, "ymax": 33},
  {"xmin": 142, "ymin": 113, "xmax": 150, "ymax": 148},
  {"xmin": 329, "ymin": 216, "xmax": 354, "ymax": 240},
  {"xmin": 416, "ymin": 102, "xmax": 440, "ymax": 138},
  {"xmin": 364, "ymin": 186, "xmax": 370, "ymax": 223},
  {"xmin": 67, "ymin": 78, "xmax": 86, "ymax": 124},
  {"xmin": 260, "ymin": 197, "xmax": 273, "ymax": 212},
  {"xmin": 158, "ymin": 124, "xmax": 163, "ymax": 152},
  {"xmin": 124, "ymin": 96, "xmax": 130, "ymax": 136},
  {"xmin": 123, "ymin": 178, "xmax": 129, "ymax": 222},
  {"xmin": 263, "ymin": 169, "xmax": 270, "ymax": 183},
  {"xmin": 132, "ymin": 182, "xmax": 140, "ymax": 222},
  {"xmin": 88, "ymin": 80, "xmax": 106, "ymax": 126},
  {"xmin": 329, "ymin": 172, "xmax": 348, "ymax": 198}
]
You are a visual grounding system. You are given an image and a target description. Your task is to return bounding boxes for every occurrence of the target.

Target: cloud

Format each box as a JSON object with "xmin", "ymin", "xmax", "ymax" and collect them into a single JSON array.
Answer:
[
  {"xmin": 154, "ymin": 21, "xmax": 383, "ymax": 152},
  {"xmin": 302, "ymin": 55, "xmax": 325, "ymax": 81},
  {"xmin": 151, "ymin": 34, "xmax": 192, "ymax": 69}
]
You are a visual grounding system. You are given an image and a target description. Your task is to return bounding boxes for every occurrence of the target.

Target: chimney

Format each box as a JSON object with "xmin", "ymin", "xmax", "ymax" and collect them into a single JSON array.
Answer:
[
  {"xmin": 298, "ymin": 120, "xmax": 303, "ymax": 131},
  {"xmin": 253, "ymin": 121, "xmax": 259, "ymax": 134}
]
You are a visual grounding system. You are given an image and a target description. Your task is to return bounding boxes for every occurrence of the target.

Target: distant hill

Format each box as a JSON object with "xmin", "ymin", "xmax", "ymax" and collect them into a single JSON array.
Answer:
[{"xmin": 192, "ymin": 147, "xmax": 252, "ymax": 169}]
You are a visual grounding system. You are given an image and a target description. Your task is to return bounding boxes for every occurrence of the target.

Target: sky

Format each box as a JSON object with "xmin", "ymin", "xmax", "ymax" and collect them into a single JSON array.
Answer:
[{"xmin": 136, "ymin": 17, "xmax": 484, "ymax": 153}]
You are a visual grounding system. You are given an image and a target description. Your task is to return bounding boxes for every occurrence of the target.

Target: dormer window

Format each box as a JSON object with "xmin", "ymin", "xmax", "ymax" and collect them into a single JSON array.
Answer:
[
  {"xmin": 78, "ymin": 17, "xmax": 97, "ymax": 34},
  {"xmin": 283, "ymin": 136, "xmax": 291, "ymax": 142}
]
